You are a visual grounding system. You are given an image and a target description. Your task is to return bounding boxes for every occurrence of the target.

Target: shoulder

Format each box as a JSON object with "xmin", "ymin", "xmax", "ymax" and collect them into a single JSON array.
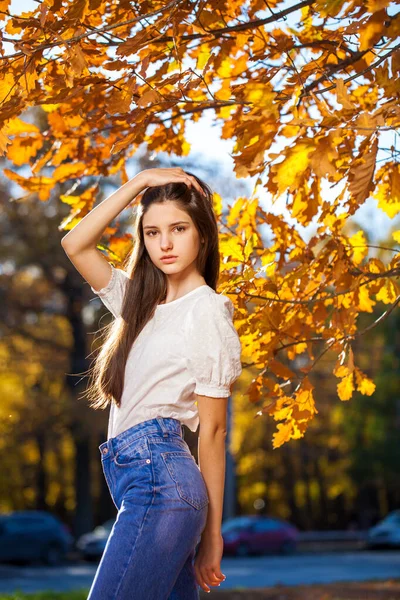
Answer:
[
  {"xmin": 184, "ymin": 288, "xmax": 238, "ymax": 336},
  {"xmin": 190, "ymin": 287, "xmax": 234, "ymax": 316}
]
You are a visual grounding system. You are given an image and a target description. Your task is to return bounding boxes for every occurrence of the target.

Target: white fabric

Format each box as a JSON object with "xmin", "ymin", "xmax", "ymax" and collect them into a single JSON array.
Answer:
[{"xmin": 90, "ymin": 264, "xmax": 242, "ymax": 438}]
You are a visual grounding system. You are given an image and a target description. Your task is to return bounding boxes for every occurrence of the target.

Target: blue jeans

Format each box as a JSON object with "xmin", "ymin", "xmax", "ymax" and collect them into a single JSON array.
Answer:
[{"xmin": 87, "ymin": 417, "xmax": 209, "ymax": 599}]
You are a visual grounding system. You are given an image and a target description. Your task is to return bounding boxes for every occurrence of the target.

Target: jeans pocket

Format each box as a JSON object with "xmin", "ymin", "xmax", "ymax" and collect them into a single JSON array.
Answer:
[
  {"xmin": 161, "ymin": 451, "xmax": 209, "ymax": 510},
  {"xmin": 114, "ymin": 437, "xmax": 151, "ymax": 468}
]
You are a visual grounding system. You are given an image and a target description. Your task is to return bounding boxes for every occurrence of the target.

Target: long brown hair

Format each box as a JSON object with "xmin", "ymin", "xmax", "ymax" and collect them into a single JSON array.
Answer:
[{"xmin": 83, "ymin": 171, "xmax": 220, "ymax": 410}]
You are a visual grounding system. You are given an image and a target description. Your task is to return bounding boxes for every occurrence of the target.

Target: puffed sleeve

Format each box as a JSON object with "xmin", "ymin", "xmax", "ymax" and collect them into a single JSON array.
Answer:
[
  {"xmin": 183, "ymin": 292, "xmax": 242, "ymax": 397},
  {"xmin": 90, "ymin": 263, "xmax": 130, "ymax": 319}
]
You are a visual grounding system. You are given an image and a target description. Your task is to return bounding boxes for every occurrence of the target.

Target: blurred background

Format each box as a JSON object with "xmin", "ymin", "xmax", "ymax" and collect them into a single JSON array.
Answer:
[
  {"xmin": 0, "ymin": 103, "xmax": 399, "ymax": 591},
  {"xmin": 1, "ymin": 0, "xmax": 399, "ymax": 593}
]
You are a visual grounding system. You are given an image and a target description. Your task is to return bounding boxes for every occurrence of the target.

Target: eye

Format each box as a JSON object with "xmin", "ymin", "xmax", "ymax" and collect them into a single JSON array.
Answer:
[{"xmin": 146, "ymin": 226, "xmax": 186, "ymax": 237}]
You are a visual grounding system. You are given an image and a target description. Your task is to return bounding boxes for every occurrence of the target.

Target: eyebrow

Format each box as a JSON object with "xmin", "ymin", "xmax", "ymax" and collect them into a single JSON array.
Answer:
[{"xmin": 143, "ymin": 221, "xmax": 191, "ymax": 230}]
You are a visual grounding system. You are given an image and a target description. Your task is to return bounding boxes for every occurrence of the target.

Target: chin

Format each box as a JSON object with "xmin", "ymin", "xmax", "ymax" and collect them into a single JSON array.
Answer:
[{"xmin": 159, "ymin": 264, "xmax": 181, "ymax": 272}]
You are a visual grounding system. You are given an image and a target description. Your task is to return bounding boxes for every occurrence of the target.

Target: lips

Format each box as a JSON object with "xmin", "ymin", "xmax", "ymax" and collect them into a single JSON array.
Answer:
[{"xmin": 161, "ymin": 256, "xmax": 178, "ymax": 262}]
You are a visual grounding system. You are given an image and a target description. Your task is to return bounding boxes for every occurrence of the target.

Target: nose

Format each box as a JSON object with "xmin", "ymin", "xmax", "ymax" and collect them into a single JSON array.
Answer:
[{"xmin": 160, "ymin": 236, "xmax": 173, "ymax": 250}]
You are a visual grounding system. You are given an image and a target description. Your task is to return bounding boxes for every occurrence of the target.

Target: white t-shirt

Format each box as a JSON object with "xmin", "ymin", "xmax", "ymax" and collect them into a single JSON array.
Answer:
[{"xmin": 90, "ymin": 264, "xmax": 242, "ymax": 439}]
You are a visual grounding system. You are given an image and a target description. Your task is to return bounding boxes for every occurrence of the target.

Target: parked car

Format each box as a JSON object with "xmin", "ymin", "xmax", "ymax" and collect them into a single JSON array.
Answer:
[
  {"xmin": 221, "ymin": 515, "xmax": 298, "ymax": 556},
  {"xmin": 0, "ymin": 510, "xmax": 73, "ymax": 565},
  {"xmin": 76, "ymin": 518, "xmax": 115, "ymax": 560},
  {"xmin": 366, "ymin": 510, "xmax": 400, "ymax": 549}
]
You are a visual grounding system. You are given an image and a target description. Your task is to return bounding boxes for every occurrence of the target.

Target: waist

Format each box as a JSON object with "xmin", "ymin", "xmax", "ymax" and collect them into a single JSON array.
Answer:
[{"xmin": 99, "ymin": 417, "xmax": 183, "ymax": 458}]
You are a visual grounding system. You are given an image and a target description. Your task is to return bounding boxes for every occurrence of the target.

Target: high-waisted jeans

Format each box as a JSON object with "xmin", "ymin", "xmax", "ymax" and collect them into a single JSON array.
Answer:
[{"xmin": 87, "ymin": 417, "xmax": 209, "ymax": 600}]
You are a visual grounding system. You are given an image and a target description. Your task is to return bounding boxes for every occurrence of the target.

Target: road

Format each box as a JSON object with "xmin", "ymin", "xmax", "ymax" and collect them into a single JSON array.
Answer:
[{"xmin": 0, "ymin": 550, "xmax": 399, "ymax": 594}]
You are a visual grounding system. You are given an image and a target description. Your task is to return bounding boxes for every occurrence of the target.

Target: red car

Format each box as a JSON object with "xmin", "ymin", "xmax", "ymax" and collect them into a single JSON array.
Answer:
[{"xmin": 221, "ymin": 515, "xmax": 298, "ymax": 556}]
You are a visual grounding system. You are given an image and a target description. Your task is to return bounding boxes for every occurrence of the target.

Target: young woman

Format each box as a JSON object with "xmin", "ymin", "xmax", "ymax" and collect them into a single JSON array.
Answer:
[{"xmin": 61, "ymin": 167, "xmax": 242, "ymax": 599}]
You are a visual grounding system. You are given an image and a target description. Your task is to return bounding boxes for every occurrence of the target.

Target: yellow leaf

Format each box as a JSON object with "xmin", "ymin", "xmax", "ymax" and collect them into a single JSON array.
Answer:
[
  {"xmin": 336, "ymin": 79, "xmax": 353, "ymax": 109},
  {"xmin": 196, "ymin": 47, "xmax": 212, "ymax": 71},
  {"xmin": 212, "ymin": 191, "xmax": 223, "ymax": 217},
  {"xmin": 337, "ymin": 373, "xmax": 354, "ymax": 401},
  {"xmin": 4, "ymin": 117, "xmax": 40, "ymax": 135},
  {"xmin": 52, "ymin": 161, "xmax": 87, "ymax": 182},
  {"xmin": 348, "ymin": 229, "xmax": 368, "ymax": 265},
  {"xmin": 359, "ymin": 11, "xmax": 386, "ymax": 51},
  {"xmin": 244, "ymin": 232, "xmax": 258, "ymax": 261},
  {"xmin": 375, "ymin": 164, "xmax": 400, "ymax": 218},
  {"xmin": 376, "ymin": 279, "xmax": 398, "ymax": 304},
  {"xmin": 2, "ymin": 168, "xmax": 53, "ymax": 200},
  {"xmin": 6, "ymin": 135, "xmax": 43, "ymax": 166},
  {"xmin": 357, "ymin": 285, "xmax": 376, "ymax": 312},
  {"xmin": 273, "ymin": 406, "xmax": 293, "ymax": 421},
  {"xmin": 393, "ymin": 230, "xmax": 400, "ymax": 243},
  {"xmin": 242, "ymin": 82, "xmax": 277, "ymax": 110},
  {"xmin": 271, "ymin": 142, "xmax": 314, "ymax": 196},
  {"xmin": 219, "ymin": 236, "xmax": 243, "ymax": 263},
  {"xmin": 293, "ymin": 378, "xmax": 318, "ymax": 419},
  {"xmin": 216, "ymin": 57, "xmax": 232, "ymax": 78},
  {"xmin": 0, "ymin": 128, "xmax": 11, "ymax": 156},
  {"xmin": 366, "ymin": 0, "xmax": 392, "ymax": 11},
  {"xmin": 214, "ymin": 82, "xmax": 232, "ymax": 101},
  {"xmin": 366, "ymin": 257, "xmax": 385, "ymax": 273},
  {"xmin": 316, "ymin": 0, "xmax": 346, "ymax": 17},
  {"xmin": 354, "ymin": 368, "xmax": 376, "ymax": 395},
  {"xmin": 272, "ymin": 421, "xmax": 294, "ymax": 449},
  {"xmin": 0, "ymin": 72, "xmax": 17, "ymax": 104},
  {"xmin": 291, "ymin": 183, "xmax": 319, "ymax": 226}
]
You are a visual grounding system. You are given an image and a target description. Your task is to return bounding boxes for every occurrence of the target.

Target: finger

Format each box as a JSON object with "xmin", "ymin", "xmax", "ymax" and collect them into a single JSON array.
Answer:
[
  {"xmin": 196, "ymin": 576, "xmax": 210, "ymax": 593},
  {"xmin": 172, "ymin": 172, "xmax": 205, "ymax": 196},
  {"xmin": 186, "ymin": 176, "xmax": 205, "ymax": 196},
  {"xmin": 199, "ymin": 568, "xmax": 216, "ymax": 590},
  {"xmin": 205, "ymin": 568, "xmax": 222, "ymax": 585},
  {"xmin": 189, "ymin": 177, "xmax": 205, "ymax": 196}
]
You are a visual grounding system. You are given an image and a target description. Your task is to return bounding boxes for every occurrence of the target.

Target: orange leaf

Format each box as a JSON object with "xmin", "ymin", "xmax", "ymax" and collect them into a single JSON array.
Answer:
[
  {"xmin": 272, "ymin": 421, "xmax": 294, "ymax": 449},
  {"xmin": 348, "ymin": 137, "xmax": 378, "ymax": 204}
]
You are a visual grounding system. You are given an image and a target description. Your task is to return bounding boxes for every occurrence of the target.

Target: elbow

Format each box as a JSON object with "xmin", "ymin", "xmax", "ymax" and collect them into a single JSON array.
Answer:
[
  {"xmin": 60, "ymin": 235, "xmax": 72, "ymax": 251},
  {"xmin": 61, "ymin": 237, "xmax": 82, "ymax": 256},
  {"xmin": 200, "ymin": 425, "xmax": 227, "ymax": 438}
]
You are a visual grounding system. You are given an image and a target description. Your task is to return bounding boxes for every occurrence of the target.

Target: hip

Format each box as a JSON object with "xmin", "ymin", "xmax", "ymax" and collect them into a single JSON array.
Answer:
[{"xmin": 99, "ymin": 417, "xmax": 209, "ymax": 513}]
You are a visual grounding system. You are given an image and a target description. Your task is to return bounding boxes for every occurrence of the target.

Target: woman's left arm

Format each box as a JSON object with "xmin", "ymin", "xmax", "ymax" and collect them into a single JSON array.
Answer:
[{"xmin": 194, "ymin": 395, "xmax": 229, "ymax": 593}]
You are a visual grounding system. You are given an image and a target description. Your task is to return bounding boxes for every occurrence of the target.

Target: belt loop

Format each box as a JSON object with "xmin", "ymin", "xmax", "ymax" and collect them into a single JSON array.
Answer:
[
  {"xmin": 181, "ymin": 423, "xmax": 185, "ymax": 439},
  {"xmin": 156, "ymin": 417, "xmax": 169, "ymax": 436}
]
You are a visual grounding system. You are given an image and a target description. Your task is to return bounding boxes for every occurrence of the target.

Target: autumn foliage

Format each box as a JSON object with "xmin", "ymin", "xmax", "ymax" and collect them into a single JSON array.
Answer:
[{"xmin": 1, "ymin": 0, "xmax": 399, "ymax": 448}]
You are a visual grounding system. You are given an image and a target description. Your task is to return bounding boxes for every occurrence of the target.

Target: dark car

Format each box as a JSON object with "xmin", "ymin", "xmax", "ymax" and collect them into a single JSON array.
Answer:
[
  {"xmin": 76, "ymin": 518, "xmax": 115, "ymax": 560},
  {"xmin": 0, "ymin": 511, "xmax": 73, "ymax": 565},
  {"xmin": 366, "ymin": 510, "xmax": 400, "ymax": 549},
  {"xmin": 221, "ymin": 515, "xmax": 298, "ymax": 556}
]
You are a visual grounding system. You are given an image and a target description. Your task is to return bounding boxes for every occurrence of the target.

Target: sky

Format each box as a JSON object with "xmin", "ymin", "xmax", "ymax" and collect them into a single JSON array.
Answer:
[{"xmin": 5, "ymin": 0, "xmax": 400, "ymax": 247}]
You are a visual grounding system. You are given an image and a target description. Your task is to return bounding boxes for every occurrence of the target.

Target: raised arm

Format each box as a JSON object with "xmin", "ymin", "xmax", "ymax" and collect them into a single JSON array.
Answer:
[{"xmin": 61, "ymin": 173, "xmax": 146, "ymax": 293}]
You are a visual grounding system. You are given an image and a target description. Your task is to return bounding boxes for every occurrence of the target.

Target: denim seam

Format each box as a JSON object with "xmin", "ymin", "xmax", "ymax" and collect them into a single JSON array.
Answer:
[
  {"xmin": 145, "ymin": 438, "xmax": 184, "ymax": 445},
  {"xmin": 113, "ymin": 435, "xmax": 156, "ymax": 600},
  {"xmin": 113, "ymin": 433, "xmax": 152, "ymax": 455},
  {"xmin": 113, "ymin": 438, "xmax": 150, "ymax": 467},
  {"xmin": 161, "ymin": 453, "xmax": 207, "ymax": 511}
]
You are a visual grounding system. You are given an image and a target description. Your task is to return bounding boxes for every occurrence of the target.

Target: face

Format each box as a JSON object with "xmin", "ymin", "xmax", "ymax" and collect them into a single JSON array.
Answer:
[{"xmin": 142, "ymin": 202, "xmax": 203, "ymax": 277}]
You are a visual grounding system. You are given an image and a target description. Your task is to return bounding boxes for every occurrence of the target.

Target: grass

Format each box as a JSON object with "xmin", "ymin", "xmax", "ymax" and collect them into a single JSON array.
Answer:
[
  {"xmin": 1, "ymin": 580, "xmax": 400, "ymax": 600},
  {"xmin": 0, "ymin": 593, "xmax": 87, "ymax": 600}
]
